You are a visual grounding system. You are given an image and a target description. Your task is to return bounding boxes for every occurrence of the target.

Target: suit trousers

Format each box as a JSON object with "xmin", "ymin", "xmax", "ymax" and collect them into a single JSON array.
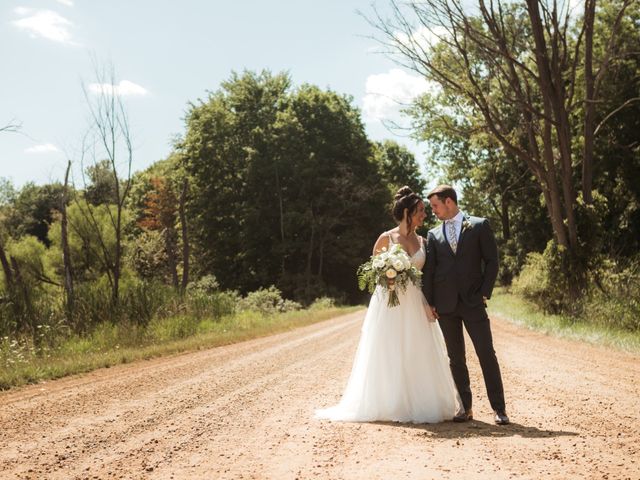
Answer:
[{"xmin": 437, "ymin": 301, "xmax": 505, "ymax": 412}]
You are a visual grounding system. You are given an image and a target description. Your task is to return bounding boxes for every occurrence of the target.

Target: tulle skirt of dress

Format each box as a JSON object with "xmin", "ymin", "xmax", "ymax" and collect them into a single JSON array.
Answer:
[{"xmin": 315, "ymin": 283, "xmax": 461, "ymax": 424}]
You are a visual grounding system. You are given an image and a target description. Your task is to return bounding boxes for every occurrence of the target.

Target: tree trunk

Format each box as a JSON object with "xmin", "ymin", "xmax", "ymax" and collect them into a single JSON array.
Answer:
[
  {"xmin": 527, "ymin": 0, "xmax": 579, "ymax": 252},
  {"xmin": 10, "ymin": 256, "xmax": 33, "ymax": 337},
  {"xmin": 113, "ymin": 211, "xmax": 121, "ymax": 304},
  {"xmin": 179, "ymin": 178, "xmax": 189, "ymax": 292},
  {"xmin": 500, "ymin": 195, "xmax": 510, "ymax": 241},
  {"xmin": 0, "ymin": 241, "xmax": 13, "ymax": 289},
  {"xmin": 305, "ymin": 219, "xmax": 315, "ymax": 291},
  {"xmin": 275, "ymin": 163, "xmax": 286, "ymax": 276},
  {"xmin": 541, "ymin": 119, "xmax": 570, "ymax": 249},
  {"xmin": 61, "ymin": 160, "xmax": 74, "ymax": 316},
  {"xmin": 526, "ymin": 1, "xmax": 568, "ymax": 246},
  {"xmin": 582, "ymin": 0, "xmax": 596, "ymax": 205},
  {"xmin": 165, "ymin": 228, "xmax": 179, "ymax": 289},
  {"xmin": 317, "ymin": 235, "xmax": 324, "ymax": 277}
]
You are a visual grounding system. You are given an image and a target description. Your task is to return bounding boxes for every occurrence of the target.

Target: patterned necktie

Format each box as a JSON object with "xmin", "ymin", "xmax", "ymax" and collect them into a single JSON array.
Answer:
[{"xmin": 447, "ymin": 220, "xmax": 457, "ymax": 253}]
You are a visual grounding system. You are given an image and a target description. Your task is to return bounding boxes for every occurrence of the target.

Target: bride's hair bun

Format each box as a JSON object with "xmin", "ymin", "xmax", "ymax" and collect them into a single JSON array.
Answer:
[
  {"xmin": 394, "ymin": 186, "xmax": 413, "ymax": 201},
  {"xmin": 392, "ymin": 186, "xmax": 422, "ymax": 223}
]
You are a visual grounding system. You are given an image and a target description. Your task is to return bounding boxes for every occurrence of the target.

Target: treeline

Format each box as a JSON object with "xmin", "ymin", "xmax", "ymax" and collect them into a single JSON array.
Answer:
[
  {"xmin": 376, "ymin": 0, "xmax": 639, "ymax": 328},
  {"xmin": 0, "ymin": 70, "xmax": 425, "ymax": 344},
  {"xmin": 2, "ymin": 0, "xmax": 639, "ymax": 349}
]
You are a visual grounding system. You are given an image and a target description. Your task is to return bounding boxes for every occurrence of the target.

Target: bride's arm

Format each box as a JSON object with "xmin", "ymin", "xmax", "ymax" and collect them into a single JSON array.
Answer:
[
  {"xmin": 372, "ymin": 232, "xmax": 390, "ymax": 256},
  {"xmin": 421, "ymin": 294, "xmax": 437, "ymax": 322}
]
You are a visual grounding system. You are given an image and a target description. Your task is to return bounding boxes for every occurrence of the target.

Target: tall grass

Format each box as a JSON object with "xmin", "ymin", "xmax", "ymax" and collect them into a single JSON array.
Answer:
[
  {"xmin": 488, "ymin": 287, "xmax": 640, "ymax": 353},
  {"xmin": 0, "ymin": 300, "xmax": 359, "ymax": 390},
  {"xmin": 0, "ymin": 275, "xmax": 357, "ymax": 391},
  {"xmin": 512, "ymin": 244, "xmax": 640, "ymax": 332}
]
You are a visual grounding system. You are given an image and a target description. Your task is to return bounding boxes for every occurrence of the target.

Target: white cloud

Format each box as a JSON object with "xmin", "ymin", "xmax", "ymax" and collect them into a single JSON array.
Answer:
[
  {"xmin": 56, "ymin": 0, "xmax": 74, "ymax": 6},
  {"xmin": 394, "ymin": 25, "xmax": 448, "ymax": 52},
  {"xmin": 25, "ymin": 143, "xmax": 60, "ymax": 154},
  {"xmin": 88, "ymin": 80, "xmax": 150, "ymax": 97},
  {"xmin": 12, "ymin": 8, "xmax": 77, "ymax": 45},
  {"xmin": 362, "ymin": 68, "xmax": 437, "ymax": 122}
]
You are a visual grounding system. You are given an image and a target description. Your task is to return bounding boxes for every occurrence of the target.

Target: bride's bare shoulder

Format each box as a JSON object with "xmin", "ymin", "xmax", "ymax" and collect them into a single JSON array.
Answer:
[{"xmin": 372, "ymin": 230, "xmax": 393, "ymax": 255}]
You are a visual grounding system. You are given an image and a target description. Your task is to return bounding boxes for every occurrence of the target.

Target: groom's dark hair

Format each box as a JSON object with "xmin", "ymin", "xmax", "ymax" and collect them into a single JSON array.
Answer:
[{"xmin": 427, "ymin": 185, "xmax": 457, "ymax": 204}]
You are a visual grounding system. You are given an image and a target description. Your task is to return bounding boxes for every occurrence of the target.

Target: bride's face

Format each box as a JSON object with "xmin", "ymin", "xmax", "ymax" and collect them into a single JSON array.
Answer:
[{"xmin": 410, "ymin": 201, "xmax": 427, "ymax": 228}]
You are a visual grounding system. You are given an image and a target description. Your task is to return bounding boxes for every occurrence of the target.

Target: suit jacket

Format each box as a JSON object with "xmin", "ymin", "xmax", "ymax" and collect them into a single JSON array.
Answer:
[{"xmin": 422, "ymin": 214, "xmax": 499, "ymax": 314}]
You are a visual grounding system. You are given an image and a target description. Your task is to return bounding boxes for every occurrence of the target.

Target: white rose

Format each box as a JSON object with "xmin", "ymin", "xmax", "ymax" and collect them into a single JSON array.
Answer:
[
  {"xmin": 385, "ymin": 268, "xmax": 397, "ymax": 279},
  {"xmin": 393, "ymin": 259, "xmax": 405, "ymax": 271},
  {"xmin": 373, "ymin": 259, "xmax": 385, "ymax": 269}
]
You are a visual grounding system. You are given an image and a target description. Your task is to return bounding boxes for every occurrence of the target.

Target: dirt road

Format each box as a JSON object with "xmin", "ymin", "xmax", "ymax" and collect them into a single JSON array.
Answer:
[{"xmin": 1, "ymin": 310, "xmax": 638, "ymax": 479}]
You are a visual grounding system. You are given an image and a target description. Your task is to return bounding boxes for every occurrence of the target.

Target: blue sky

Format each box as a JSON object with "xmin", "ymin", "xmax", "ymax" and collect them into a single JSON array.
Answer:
[{"xmin": 2, "ymin": 0, "xmax": 433, "ymax": 188}]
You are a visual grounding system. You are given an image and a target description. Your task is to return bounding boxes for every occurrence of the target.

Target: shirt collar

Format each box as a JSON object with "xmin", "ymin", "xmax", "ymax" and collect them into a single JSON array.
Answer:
[{"xmin": 447, "ymin": 211, "xmax": 464, "ymax": 224}]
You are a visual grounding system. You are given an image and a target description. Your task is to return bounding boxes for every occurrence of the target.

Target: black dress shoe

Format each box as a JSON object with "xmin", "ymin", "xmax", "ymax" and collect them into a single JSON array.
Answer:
[
  {"xmin": 453, "ymin": 408, "xmax": 473, "ymax": 422},
  {"xmin": 494, "ymin": 410, "xmax": 510, "ymax": 425}
]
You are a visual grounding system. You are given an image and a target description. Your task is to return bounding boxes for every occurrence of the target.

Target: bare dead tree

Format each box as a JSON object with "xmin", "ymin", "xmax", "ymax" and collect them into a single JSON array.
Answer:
[
  {"xmin": 61, "ymin": 160, "xmax": 74, "ymax": 315},
  {"xmin": 0, "ymin": 119, "xmax": 22, "ymax": 134},
  {"xmin": 72, "ymin": 61, "xmax": 134, "ymax": 304}
]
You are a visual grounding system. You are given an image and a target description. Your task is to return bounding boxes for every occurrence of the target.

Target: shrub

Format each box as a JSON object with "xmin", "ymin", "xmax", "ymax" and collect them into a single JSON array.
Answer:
[
  {"xmin": 512, "ymin": 240, "xmax": 579, "ymax": 314},
  {"xmin": 186, "ymin": 275, "xmax": 220, "ymax": 294},
  {"xmin": 309, "ymin": 297, "xmax": 336, "ymax": 310},
  {"xmin": 238, "ymin": 286, "xmax": 301, "ymax": 315},
  {"xmin": 186, "ymin": 289, "xmax": 239, "ymax": 320},
  {"xmin": 71, "ymin": 279, "xmax": 118, "ymax": 331},
  {"xmin": 120, "ymin": 279, "xmax": 178, "ymax": 327},
  {"xmin": 587, "ymin": 258, "xmax": 640, "ymax": 331}
]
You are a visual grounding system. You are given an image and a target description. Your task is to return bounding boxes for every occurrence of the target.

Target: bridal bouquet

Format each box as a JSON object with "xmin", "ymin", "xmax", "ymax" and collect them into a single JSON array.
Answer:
[{"xmin": 357, "ymin": 244, "xmax": 422, "ymax": 307}]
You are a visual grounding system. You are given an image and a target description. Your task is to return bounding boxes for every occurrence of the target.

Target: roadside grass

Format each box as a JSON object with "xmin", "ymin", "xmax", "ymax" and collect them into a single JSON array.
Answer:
[
  {"xmin": 488, "ymin": 287, "xmax": 640, "ymax": 353},
  {"xmin": 0, "ymin": 306, "xmax": 360, "ymax": 391}
]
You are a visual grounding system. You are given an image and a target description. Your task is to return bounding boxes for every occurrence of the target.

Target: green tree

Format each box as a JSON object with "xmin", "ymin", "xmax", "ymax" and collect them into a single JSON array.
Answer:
[
  {"xmin": 2, "ymin": 235, "xmax": 58, "ymax": 336},
  {"xmin": 372, "ymin": 0, "xmax": 635, "ymax": 296},
  {"xmin": 274, "ymin": 84, "xmax": 389, "ymax": 300},
  {"xmin": 0, "ymin": 178, "xmax": 16, "ymax": 206},
  {"xmin": 181, "ymin": 70, "xmax": 290, "ymax": 291},
  {"xmin": 409, "ymin": 86, "xmax": 551, "ymax": 283},
  {"xmin": 48, "ymin": 200, "xmax": 132, "ymax": 284},
  {"xmin": 127, "ymin": 153, "xmax": 191, "ymax": 290},
  {"xmin": 84, "ymin": 159, "xmax": 119, "ymax": 206},
  {"xmin": 3, "ymin": 182, "xmax": 65, "ymax": 246},
  {"xmin": 181, "ymin": 71, "xmax": 389, "ymax": 301},
  {"xmin": 371, "ymin": 140, "xmax": 426, "ymax": 196},
  {"xmin": 582, "ymin": 0, "xmax": 640, "ymax": 257}
]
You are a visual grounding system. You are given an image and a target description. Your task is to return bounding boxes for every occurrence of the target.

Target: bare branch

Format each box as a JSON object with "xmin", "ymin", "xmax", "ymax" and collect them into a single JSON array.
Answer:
[
  {"xmin": 593, "ymin": 0, "xmax": 634, "ymax": 97},
  {"xmin": 594, "ymin": 97, "xmax": 640, "ymax": 136},
  {"xmin": 0, "ymin": 119, "xmax": 22, "ymax": 134}
]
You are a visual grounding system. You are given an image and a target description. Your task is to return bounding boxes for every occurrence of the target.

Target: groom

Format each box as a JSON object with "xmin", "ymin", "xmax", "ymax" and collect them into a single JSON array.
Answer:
[{"xmin": 422, "ymin": 185, "xmax": 509, "ymax": 425}]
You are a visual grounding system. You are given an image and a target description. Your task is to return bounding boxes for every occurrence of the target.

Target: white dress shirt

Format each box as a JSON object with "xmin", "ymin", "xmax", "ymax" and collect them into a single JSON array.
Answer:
[{"xmin": 445, "ymin": 210, "xmax": 465, "ymax": 243}]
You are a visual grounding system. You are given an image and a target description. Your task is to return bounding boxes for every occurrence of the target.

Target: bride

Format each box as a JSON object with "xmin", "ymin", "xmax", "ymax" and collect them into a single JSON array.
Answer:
[{"xmin": 316, "ymin": 186, "xmax": 461, "ymax": 423}]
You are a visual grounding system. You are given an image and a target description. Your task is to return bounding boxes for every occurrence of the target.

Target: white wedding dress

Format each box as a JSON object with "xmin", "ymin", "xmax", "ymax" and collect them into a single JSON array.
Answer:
[{"xmin": 316, "ymin": 236, "xmax": 461, "ymax": 423}]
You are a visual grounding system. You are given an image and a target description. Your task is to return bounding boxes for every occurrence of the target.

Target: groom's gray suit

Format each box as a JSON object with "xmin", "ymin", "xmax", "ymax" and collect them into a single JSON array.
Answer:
[{"xmin": 422, "ymin": 214, "xmax": 506, "ymax": 413}]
